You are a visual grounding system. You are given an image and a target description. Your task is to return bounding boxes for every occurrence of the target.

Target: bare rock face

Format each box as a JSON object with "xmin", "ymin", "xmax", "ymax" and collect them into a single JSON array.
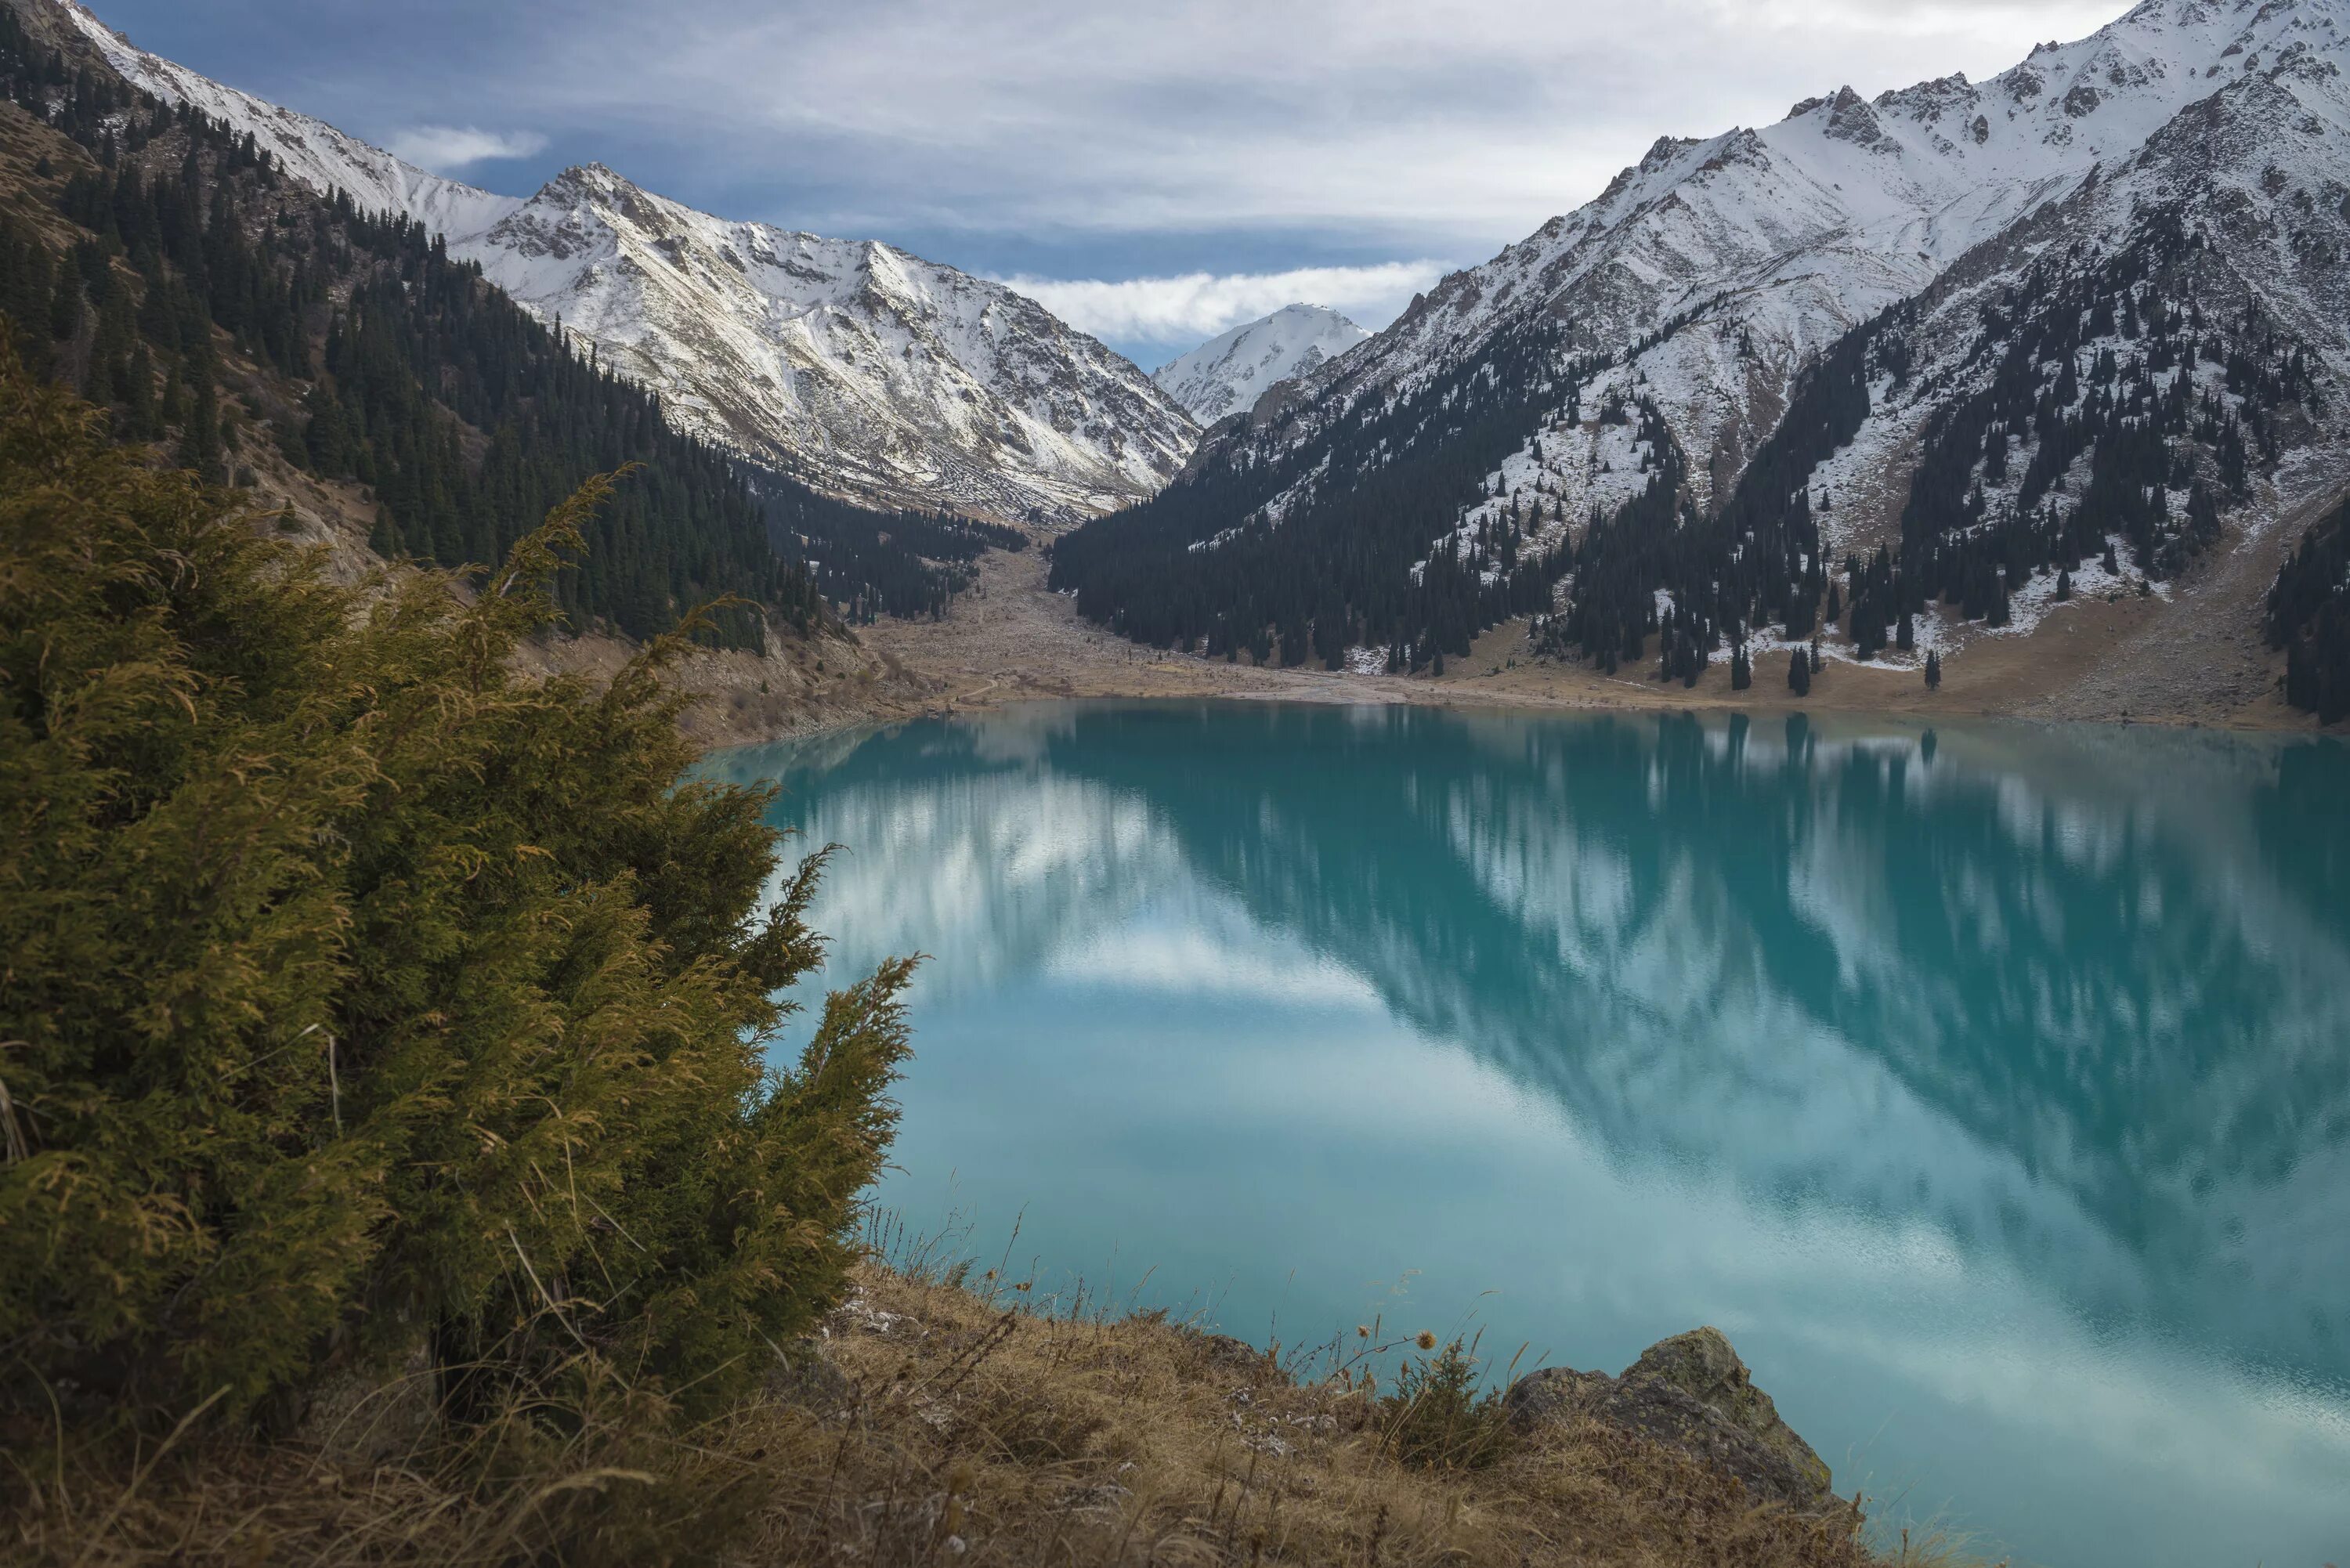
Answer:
[{"xmin": 1502, "ymin": 1328, "xmax": 1834, "ymax": 1512}]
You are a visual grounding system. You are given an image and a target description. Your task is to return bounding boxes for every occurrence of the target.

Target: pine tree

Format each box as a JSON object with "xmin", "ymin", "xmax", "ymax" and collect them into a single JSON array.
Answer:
[
  {"xmin": 175, "ymin": 356, "xmax": 222, "ymax": 486},
  {"xmin": 1925, "ymin": 649, "xmax": 1943, "ymax": 690},
  {"xmin": 1788, "ymin": 645, "xmax": 1810, "ymax": 696},
  {"xmin": 1730, "ymin": 642, "xmax": 1752, "ymax": 691}
]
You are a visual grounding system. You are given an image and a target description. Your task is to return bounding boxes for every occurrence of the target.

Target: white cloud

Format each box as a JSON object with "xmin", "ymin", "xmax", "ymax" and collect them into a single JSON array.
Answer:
[
  {"xmin": 499, "ymin": 0, "xmax": 2126, "ymax": 247},
  {"xmin": 384, "ymin": 125, "xmax": 549, "ymax": 172},
  {"xmin": 192, "ymin": 0, "xmax": 2137, "ymax": 300},
  {"xmin": 1000, "ymin": 262, "xmax": 1448, "ymax": 349}
]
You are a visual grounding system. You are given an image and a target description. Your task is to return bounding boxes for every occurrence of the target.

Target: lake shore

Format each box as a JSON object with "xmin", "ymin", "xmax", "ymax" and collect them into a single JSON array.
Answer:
[
  {"xmin": 27, "ymin": 1259, "xmax": 1940, "ymax": 1568},
  {"xmin": 735, "ymin": 540, "xmax": 2338, "ymax": 751}
]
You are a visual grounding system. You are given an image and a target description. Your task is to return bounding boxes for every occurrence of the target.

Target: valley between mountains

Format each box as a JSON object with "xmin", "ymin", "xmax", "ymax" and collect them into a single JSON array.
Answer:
[{"xmin": 17, "ymin": 0, "xmax": 2350, "ymax": 740}]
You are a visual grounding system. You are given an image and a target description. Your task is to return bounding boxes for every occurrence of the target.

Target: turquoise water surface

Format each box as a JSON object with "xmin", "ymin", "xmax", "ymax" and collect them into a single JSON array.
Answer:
[{"xmin": 704, "ymin": 702, "xmax": 2350, "ymax": 1568}]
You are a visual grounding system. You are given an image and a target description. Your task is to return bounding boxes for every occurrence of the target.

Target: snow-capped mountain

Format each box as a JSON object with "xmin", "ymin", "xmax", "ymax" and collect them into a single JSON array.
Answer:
[
  {"xmin": 1056, "ymin": 0, "xmax": 2350, "ymax": 707},
  {"xmin": 461, "ymin": 164, "xmax": 1197, "ymax": 522},
  {"xmin": 1257, "ymin": 0, "xmax": 2350, "ymax": 513},
  {"xmin": 56, "ymin": 1, "xmax": 1198, "ymax": 523},
  {"xmin": 1152, "ymin": 304, "xmax": 1370, "ymax": 425}
]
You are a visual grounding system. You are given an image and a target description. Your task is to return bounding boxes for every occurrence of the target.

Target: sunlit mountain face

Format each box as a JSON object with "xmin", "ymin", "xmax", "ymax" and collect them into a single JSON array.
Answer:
[{"xmin": 707, "ymin": 703, "xmax": 2350, "ymax": 1568}]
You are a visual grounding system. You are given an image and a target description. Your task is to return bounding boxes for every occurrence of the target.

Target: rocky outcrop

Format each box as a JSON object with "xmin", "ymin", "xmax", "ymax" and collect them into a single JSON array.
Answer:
[{"xmin": 1502, "ymin": 1328, "xmax": 1834, "ymax": 1512}]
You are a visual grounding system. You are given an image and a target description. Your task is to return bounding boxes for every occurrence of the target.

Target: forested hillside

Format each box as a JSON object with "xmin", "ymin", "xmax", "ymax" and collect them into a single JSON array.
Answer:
[
  {"xmin": 1047, "ymin": 320, "xmax": 1592, "ymax": 671},
  {"xmin": 1538, "ymin": 214, "xmax": 2330, "ymax": 695},
  {"xmin": 0, "ymin": 3, "xmax": 999, "ymax": 645}
]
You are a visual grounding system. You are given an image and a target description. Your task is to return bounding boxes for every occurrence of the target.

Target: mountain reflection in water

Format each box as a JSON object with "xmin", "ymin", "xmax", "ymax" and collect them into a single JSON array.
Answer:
[{"xmin": 708, "ymin": 703, "xmax": 2350, "ymax": 1568}]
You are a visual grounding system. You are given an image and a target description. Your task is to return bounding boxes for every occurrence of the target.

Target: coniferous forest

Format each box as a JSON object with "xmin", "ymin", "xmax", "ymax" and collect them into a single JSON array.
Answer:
[
  {"xmin": 768, "ymin": 493, "xmax": 1028, "ymax": 624},
  {"xmin": 2269, "ymin": 495, "xmax": 2350, "ymax": 723},
  {"xmin": 1047, "ymin": 320, "xmax": 1593, "ymax": 670}
]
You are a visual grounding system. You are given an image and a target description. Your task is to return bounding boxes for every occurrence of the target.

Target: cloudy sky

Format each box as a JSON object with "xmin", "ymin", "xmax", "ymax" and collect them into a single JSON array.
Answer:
[{"xmin": 89, "ymin": 0, "xmax": 2123, "ymax": 367}]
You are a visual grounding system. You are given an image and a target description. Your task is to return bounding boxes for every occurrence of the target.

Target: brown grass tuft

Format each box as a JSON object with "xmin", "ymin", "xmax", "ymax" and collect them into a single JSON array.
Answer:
[{"xmin": 9, "ymin": 1263, "xmax": 1994, "ymax": 1567}]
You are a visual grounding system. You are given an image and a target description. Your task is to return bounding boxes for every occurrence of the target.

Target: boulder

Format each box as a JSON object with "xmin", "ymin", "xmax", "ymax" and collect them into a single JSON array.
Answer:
[
  {"xmin": 1625, "ymin": 1328, "xmax": 1831, "ymax": 1494},
  {"xmin": 1502, "ymin": 1328, "xmax": 1834, "ymax": 1512}
]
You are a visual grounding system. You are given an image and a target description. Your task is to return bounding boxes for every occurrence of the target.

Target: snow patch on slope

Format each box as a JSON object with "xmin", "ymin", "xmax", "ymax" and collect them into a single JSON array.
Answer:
[{"xmin": 1246, "ymin": 0, "xmax": 2349, "ymax": 508}]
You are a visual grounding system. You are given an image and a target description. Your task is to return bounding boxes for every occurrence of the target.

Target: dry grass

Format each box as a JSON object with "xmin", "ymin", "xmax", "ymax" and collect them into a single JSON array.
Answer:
[
  {"xmin": 755, "ymin": 1265, "xmax": 1885, "ymax": 1568},
  {"xmin": 8, "ymin": 1254, "xmax": 1998, "ymax": 1568}
]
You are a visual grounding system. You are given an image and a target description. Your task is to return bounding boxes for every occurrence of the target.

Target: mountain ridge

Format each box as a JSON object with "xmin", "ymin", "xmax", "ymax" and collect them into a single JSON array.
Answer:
[
  {"xmin": 54, "ymin": 0, "xmax": 1199, "ymax": 526},
  {"xmin": 1050, "ymin": 0, "xmax": 2350, "ymax": 719}
]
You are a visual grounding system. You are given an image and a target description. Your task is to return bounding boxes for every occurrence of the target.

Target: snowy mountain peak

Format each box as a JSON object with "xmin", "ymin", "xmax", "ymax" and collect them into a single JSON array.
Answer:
[
  {"xmin": 1152, "ymin": 304, "xmax": 1371, "ymax": 424},
  {"xmin": 1257, "ymin": 0, "xmax": 2348, "ymax": 461},
  {"xmin": 49, "ymin": 0, "xmax": 1198, "ymax": 522}
]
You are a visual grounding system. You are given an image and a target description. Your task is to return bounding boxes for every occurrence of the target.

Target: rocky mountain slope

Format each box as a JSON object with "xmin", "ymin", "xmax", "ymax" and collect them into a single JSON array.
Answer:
[
  {"xmin": 1151, "ymin": 302, "xmax": 1369, "ymax": 424},
  {"xmin": 56, "ymin": 0, "xmax": 1198, "ymax": 525},
  {"xmin": 1054, "ymin": 0, "xmax": 2350, "ymax": 717},
  {"xmin": 1256, "ymin": 0, "xmax": 2348, "ymax": 511}
]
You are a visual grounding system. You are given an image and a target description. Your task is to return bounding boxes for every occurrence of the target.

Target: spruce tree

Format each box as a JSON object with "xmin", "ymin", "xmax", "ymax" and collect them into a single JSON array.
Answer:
[{"xmin": 1925, "ymin": 649, "xmax": 1943, "ymax": 690}]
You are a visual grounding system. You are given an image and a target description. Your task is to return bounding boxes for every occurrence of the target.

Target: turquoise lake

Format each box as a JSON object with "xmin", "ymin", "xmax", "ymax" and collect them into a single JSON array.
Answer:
[{"xmin": 704, "ymin": 702, "xmax": 2350, "ymax": 1568}]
